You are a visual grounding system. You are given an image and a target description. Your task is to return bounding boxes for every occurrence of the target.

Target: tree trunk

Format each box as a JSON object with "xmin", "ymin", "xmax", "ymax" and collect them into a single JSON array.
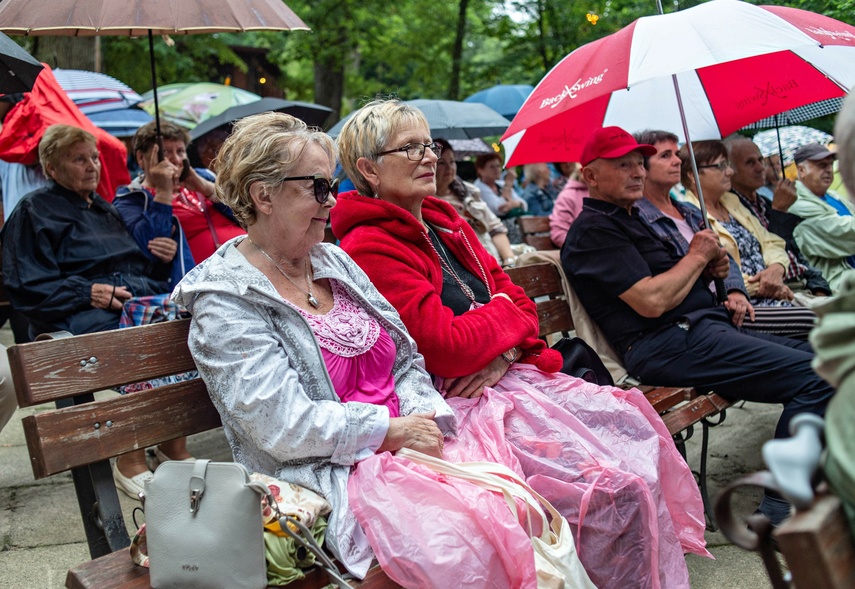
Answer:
[
  {"xmin": 448, "ymin": 0, "xmax": 470, "ymax": 100},
  {"xmin": 33, "ymin": 37, "xmax": 97, "ymax": 71},
  {"xmin": 536, "ymin": 0, "xmax": 550, "ymax": 73},
  {"xmin": 314, "ymin": 59, "xmax": 344, "ymax": 126}
]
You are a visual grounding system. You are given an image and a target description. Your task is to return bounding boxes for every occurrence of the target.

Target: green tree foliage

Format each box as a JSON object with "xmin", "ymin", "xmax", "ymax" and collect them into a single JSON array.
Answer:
[{"xmin": 52, "ymin": 0, "xmax": 847, "ymax": 129}]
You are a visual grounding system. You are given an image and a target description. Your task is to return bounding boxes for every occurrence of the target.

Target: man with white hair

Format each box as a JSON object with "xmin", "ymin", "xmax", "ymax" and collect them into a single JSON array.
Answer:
[{"xmin": 789, "ymin": 142, "xmax": 855, "ymax": 292}]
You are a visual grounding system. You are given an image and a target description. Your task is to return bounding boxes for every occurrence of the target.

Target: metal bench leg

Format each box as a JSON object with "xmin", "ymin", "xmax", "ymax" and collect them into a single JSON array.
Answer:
[
  {"xmin": 699, "ymin": 409, "xmax": 728, "ymax": 532},
  {"xmin": 57, "ymin": 395, "xmax": 131, "ymax": 558}
]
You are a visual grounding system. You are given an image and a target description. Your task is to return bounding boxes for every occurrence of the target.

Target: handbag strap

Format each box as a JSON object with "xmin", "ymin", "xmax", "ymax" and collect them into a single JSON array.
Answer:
[
  {"xmin": 396, "ymin": 448, "xmax": 553, "ymax": 542},
  {"xmin": 277, "ymin": 514, "xmax": 353, "ymax": 588}
]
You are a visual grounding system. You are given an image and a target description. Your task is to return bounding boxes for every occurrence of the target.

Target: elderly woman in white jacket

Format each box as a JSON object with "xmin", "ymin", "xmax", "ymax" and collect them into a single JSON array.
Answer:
[{"xmin": 172, "ymin": 112, "xmax": 456, "ymax": 578}]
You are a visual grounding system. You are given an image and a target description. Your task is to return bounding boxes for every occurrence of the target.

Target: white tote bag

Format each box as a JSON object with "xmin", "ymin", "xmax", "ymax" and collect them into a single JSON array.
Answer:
[{"xmin": 397, "ymin": 448, "xmax": 598, "ymax": 589}]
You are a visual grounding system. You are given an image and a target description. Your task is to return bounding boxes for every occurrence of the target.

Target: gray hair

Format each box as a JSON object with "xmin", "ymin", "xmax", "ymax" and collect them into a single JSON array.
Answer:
[
  {"xmin": 835, "ymin": 93, "xmax": 855, "ymax": 197},
  {"xmin": 39, "ymin": 124, "xmax": 98, "ymax": 173},
  {"xmin": 212, "ymin": 112, "xmax": 336, "ymax": 227},
  {"xmin": 336, "ymin": 98, "xmax": 429, "ymax": 196}
]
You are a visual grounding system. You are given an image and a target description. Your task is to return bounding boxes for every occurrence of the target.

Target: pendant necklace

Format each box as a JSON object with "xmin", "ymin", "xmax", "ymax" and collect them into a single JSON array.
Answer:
[{"xmin": 248, "ymin": 238, "xmax": 320, "ymax": 309}]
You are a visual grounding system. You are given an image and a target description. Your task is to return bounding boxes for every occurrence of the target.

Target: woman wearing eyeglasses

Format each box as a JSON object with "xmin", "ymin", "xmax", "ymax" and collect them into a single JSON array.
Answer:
[
  {"xmin": 680, "ymin": 140, "xmax": 816, "ymax": 337},
  {"xmin": 331, "ymin": 99, "xmax": 710, "ymax": 588},
  {"xmin": 172, "ymin": 112, "xmax": 459, "ymax": 581}
]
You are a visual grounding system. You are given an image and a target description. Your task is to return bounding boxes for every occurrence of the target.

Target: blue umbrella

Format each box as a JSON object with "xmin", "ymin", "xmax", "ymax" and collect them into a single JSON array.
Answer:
[
  {"xmin": 87, "ymin": 107, "xmax": 153, "ymax": 138},
  {"xmin": 464, "ymin": 84, "xmax": 534, "ymax": 119}
]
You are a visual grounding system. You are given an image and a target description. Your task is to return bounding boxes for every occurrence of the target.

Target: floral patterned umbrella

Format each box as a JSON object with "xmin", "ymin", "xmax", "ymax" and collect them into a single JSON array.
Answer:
[{"xmin": 752, "ymin": 125, "xmax": 833, "ymax": 166}]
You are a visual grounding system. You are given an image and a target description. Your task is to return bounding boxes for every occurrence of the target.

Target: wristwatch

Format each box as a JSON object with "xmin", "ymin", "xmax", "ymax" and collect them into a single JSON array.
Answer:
[{"xmin": 501, "ymin": 347, "xmax": 520, "ymax": 364}]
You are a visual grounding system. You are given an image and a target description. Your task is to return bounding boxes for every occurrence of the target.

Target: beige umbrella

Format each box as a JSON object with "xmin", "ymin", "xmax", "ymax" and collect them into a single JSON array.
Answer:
[{"xmin": 0, "ymin": 0, "xmax": 309, "ymax": 148}]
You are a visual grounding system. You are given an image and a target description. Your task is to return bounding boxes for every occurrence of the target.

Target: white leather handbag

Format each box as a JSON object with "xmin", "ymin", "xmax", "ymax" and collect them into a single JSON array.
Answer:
[{"xmin": 144, "ymin": 459, "xmax": 270, "ymax": 589}]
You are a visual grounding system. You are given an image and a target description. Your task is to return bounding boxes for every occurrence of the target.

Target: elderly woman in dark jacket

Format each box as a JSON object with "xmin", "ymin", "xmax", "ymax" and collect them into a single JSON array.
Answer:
[
  {"xmin": 1, "ymin": 124, "xmax": 185, "ymax": 500},
  {"xmin": 1, "ymin": 124, "xmax": 169, "ymax": 337}
]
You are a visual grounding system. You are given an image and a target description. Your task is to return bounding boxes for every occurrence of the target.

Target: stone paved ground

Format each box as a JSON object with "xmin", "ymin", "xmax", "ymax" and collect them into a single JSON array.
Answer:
[{"xmin": 0, "ymin": 323, "xmax": 786, "ymax": 588}]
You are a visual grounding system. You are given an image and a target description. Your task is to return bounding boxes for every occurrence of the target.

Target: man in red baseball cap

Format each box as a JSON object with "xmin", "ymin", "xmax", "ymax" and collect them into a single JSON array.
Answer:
[{"xmin": 562, "ymin": 125, "xmax": 834, "ymax": 527}]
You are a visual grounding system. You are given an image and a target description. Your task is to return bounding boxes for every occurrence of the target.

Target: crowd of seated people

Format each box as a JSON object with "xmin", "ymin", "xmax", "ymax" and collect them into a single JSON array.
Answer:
[{"xmin": 3, "ymin": 95, "xmax": 854, "ymax": 588}]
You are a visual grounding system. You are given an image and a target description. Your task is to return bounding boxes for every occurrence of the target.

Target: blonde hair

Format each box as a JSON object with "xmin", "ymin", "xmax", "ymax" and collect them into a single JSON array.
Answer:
[
  {"xmin": 835, "ymin": 93, "xmax": 855, "ymax": 196},
  {"xmin": 212, "ymin": 112, "xmax": 336, "ymax": 227},
  {"xmin": 336, "ymin": 98, "xmax": 429, "ymax": 196},
  {"xmin": 39, "ymin": 125, "xmax": 98, "ymax": 173}
]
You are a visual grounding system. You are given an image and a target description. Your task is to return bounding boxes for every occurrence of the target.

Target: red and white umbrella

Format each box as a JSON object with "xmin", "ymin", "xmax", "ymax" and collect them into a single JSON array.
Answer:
[{"xmin": 502, "ymin": 0, "xmax": 855, "ymax": 166}]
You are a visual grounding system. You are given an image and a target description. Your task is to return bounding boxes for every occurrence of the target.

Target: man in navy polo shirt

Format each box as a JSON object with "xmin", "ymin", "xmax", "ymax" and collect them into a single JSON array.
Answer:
[{"xmin": 561, "ymin": 126, "xmax": 834, "ymax": 526}]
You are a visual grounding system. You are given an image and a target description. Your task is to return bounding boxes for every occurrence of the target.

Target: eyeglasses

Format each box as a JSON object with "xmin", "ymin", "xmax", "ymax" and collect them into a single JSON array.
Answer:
[
  {"xmin": 698, "ymin": 161, "xmax": 732, "ymax": 172},
  {"xmin": 280, "ymin": 175, "xmax": 339, "ymax": 204},
  {"xmin": 377, "ymin": 142, "xmax": 442, "ymax": 161}
]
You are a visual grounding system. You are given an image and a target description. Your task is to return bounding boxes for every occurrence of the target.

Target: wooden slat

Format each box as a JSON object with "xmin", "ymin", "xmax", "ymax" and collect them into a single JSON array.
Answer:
[
  {"xmin": 660, "ymin": 393, "xmax": 732, "ymax": 437},
  {"xmin": 518, "ymin": 215, "xmax": 551, "ymax": 234},
  {"xmin": 67, "ymin": 548, "xmax": 401, "ymax": 589},
  {"xmin": 776, "ymin": 491, "xmax": 855, "ymax": 589},
  {"xmin": 536, "ymin": 298, "xmax": 574, "ymax": 337},
  {"xmin": 24, "ymin": 380, "xmax": 221, "ymax": 479},
  {"xmin": 10, "ymin": 319, "xmax": 196, "ymax": 407},
  {"xmin": 523, "ymin": 235, "xmax": 556, "ymax": 251},
  {"xmin": 641, "ymin": 386, "xmax": 696, "ymax": 414},
  {"xmin": 505, "ymin": 263, "xmax": 562, "ymax": 299}
]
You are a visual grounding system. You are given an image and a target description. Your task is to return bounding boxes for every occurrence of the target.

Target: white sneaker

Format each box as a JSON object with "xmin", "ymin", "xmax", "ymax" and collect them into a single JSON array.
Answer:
[{"xmin": 112, "ymin": 461, "xmax": 154, "ymax": 501}]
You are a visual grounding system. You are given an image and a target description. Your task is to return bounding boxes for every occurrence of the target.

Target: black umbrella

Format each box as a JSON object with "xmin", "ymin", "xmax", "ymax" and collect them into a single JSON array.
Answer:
[
  {"xmin": 190, "ymin": 98, "xmax": 334, "ymax": 140},
  {"xmin": 0, "ymin": 31, "xmax": 42, "ymax": 93}
]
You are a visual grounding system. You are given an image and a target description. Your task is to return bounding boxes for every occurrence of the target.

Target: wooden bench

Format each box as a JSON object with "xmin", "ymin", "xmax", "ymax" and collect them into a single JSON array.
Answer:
[
  {"xmin": 518, "ymin": 215, "xmax": 555, "ymax": 251},
  {"xmin": 9, "ymin": 319, "xmax": 400, "ymax": 589},
  {"xmin": 716, "ymin": 470, "xmax": 855, "ymax": 588},
  {"xmin": 506, "ymin": 262, "xmax": 733, "ymax": 529}
]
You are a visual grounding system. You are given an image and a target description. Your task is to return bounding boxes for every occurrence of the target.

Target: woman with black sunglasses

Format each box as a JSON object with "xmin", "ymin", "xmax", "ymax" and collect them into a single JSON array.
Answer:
[{"xmin": 172, "ymin": 112, "xmax": 456, "ymax": 581}]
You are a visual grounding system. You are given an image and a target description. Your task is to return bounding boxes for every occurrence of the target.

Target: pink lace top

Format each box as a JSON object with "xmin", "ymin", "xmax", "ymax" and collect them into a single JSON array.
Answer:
[{"xmin": 286, "ymin": 280, "xmax": 400, "ymax": 417}]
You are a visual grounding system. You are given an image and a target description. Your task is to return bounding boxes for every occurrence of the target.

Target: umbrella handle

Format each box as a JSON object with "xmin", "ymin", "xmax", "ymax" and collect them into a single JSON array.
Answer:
[{"xmin": 714, "ymin": 278, "xmax": 727, "ymax": 304}]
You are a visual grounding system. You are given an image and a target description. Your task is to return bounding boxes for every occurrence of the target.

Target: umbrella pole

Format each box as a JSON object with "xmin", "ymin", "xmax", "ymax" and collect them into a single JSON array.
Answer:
[
  {"xmin": 658, "ymin": 0, "xmax": 725, "ymax": 301},
  {"xmin": 671, "ymin": 73, "xmax": 728, "ymax": 303},
  {"xmin": 775, "ymin": 113, "xmax": 784, "ymax": 181},
  {"xmin": 147, "ymin": 29, "xmax": 164, "ymax": 161}
]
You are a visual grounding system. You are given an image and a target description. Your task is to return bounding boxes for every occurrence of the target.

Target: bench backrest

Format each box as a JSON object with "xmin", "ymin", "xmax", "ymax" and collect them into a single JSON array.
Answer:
[
  {"xmin": 505, "ymin": 262, "xmax": 574, "ymax": 338},
  {"xmin": 10, "ymin": 319, "xmax": 221, "ymax": 479},
  {"xmin": 517, "ymin": 216, "xmax": 555, "ymax": 251}
]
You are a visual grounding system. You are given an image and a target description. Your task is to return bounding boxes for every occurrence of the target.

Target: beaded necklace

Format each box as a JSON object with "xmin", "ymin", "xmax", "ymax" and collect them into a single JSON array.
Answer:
[{"xmin": 424, "ymin": 224, "xmax": 491, "ymax": 303}]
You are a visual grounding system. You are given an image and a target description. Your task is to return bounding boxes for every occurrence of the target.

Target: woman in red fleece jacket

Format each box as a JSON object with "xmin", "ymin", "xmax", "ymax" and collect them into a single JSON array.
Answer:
[{"xmin": 331, "ymin": 99, "xmax": 710, "ymax": 589}]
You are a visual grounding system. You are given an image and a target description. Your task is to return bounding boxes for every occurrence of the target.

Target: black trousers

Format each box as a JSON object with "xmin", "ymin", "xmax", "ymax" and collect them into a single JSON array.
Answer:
[{"xmin": 623, "ymin": 308, "xmax": 833, "ymax": 439}]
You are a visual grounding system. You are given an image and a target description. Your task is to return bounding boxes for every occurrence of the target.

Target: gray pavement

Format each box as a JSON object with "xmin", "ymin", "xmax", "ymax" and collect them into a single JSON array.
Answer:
[{"xmin": 0, "ymin": 321, "xmax": 785, "ymax": 589}]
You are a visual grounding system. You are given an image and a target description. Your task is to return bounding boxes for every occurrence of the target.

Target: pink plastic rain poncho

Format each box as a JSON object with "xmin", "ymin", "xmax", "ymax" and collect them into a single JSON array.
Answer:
[{"xmin": 350, "ymin": 364, "xmax": 710, "ymax": 589}]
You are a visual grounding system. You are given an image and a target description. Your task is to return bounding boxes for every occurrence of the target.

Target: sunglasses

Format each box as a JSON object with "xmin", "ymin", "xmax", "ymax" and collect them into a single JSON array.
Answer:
[{"xmin": 280, "ymin": 175, "xmax": 339, "ymax": 204}]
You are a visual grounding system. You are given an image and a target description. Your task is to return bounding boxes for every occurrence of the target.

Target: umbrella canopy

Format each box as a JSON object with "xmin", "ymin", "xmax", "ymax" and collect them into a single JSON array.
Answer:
[
  {"xmin": 53, "ymin": 68, "xmax": 142, "ymax": 114},
  {"xmin": 0, "ymin": 30, "xmax": 42, "ymax": 93},
  {"xmin": 87, "ymin": 106, "xmax": 154, "ymax": 138},
  {"xmin": 464, "ymin": 84, "xmax": 534, "ymax": 119},
  {"xmin": 328, "ymin": 99, "xmax": 511, "ymax": 140},
  {"xmin": 445, "ymin": 138, "xmax": 495, "ymax": 159},
  {"xmin": 742, "ymin": 97, "xmax": 844, "ymax": 130},
  {"xmin": 190, "ymin": 97, "xmax": 334, "ymax": 140},
  {"xmin": 0, "ymin": 0, "xmax": 308, "ymax": 36},
  {"xmin": 0, "ymin": 0, "xmax": 308, "ymax": 143},
  {"xmin": 502, "ymin": 0, "xmax": 855, "ymax": 166},
  {"xmin": 752, "ymin": 125, "xmax": 833, "ymax": 166},
  {"xmin": 138, "ymin": 83, "xmax": 261, "ymax": 129}
]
